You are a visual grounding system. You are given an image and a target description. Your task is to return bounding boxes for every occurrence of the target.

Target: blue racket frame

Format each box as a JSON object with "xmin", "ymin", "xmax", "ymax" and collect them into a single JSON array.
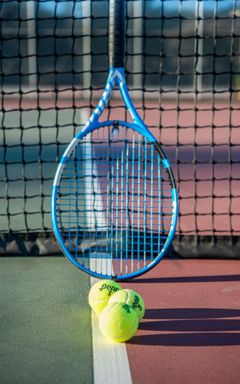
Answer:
[{"xmin": 51, "ymin": 67, "xmax": 178, "ymax": 280}]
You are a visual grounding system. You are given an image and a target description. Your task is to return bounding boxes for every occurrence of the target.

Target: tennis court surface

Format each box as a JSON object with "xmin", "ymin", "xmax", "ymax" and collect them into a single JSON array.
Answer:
[
  {"xmin": 1, "ymin": 1, "xmax": 240, "ymax": 383},
  {"xmin": 1, "ymin": 257, "xmax": 240, "ymax": 384}
]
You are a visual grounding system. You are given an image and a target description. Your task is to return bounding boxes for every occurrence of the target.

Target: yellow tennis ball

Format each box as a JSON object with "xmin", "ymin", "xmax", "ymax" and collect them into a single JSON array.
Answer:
[
  {"xmin": 88, "ymin": 279, "xmax": 121, "ymax": 315},
  {"xmin": 108, "ymin": 288, "xmax": 145, "ymax": 321},
  {"xmin": 99, "ymin": 302, "xmax": 139, "ymax": 343}
]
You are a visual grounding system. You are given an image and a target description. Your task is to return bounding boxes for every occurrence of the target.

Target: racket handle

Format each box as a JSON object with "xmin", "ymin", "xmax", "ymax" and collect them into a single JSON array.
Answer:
[{"xmin": 109, "ymin": 0, "xmax": 126, "ymax": 68}]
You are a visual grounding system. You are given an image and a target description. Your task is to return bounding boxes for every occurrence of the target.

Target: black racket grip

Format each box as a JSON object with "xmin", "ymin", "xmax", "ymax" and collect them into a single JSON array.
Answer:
[{"xmin": 109, "ymin": 0, "xmax": 126, "ymax": 68}]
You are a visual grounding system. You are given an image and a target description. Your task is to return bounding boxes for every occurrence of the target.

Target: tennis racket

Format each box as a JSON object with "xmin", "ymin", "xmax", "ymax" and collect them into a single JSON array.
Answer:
[{"xmin": 51, "ymin": 0, "xmax": 178, "ymax": 280}]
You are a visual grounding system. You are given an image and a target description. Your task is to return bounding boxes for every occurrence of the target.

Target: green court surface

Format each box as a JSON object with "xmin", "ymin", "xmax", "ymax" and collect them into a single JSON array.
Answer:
[{"xmin": 0, "ymin": 257, "xmax": 93, "ymax": 384}]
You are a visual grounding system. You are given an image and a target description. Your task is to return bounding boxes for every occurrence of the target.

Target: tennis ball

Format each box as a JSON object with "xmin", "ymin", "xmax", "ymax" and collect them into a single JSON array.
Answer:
[
  {"xmin": 109, "ymin": 288, "xmax": 145, "ymax": 321},
  {"xmin": 88, "ymin": 279, "xmax": 121, "ymax": 315},
  {"xmin": 99, "ymin": 302, "xmax": 139, "ymax": 343}
]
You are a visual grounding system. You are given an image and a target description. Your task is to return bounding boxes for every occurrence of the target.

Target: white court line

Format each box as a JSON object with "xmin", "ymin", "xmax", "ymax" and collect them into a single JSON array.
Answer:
[
  {"xmin": 90, "ymin": 264, "xmax": 132, "ymax": 384},
  {"xmin": 79, "ymin": 110, "xmax": 132, "ymax": 384}
]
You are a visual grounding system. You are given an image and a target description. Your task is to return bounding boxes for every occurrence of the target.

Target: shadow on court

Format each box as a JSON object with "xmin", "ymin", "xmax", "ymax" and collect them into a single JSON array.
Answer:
[
  {"xmin": 130, "ymin": 308, "xmax": 240, "ymax": 346},
  {"xmin": 145, "ymin": 308, "xmax": 240, "ymax": 319},
  {"xmin": 128, "ymin": 274, "xmax": 240, "ymax": 284},
  {"xmin": 130, "ymin": 332, "xmax": 240, "ymax": 347}
]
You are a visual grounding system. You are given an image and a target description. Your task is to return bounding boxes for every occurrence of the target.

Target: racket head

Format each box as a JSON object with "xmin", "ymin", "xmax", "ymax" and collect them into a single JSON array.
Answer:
[{"xmin": 51, "ymin": 120, "xmax": 178, "ymax": 280}]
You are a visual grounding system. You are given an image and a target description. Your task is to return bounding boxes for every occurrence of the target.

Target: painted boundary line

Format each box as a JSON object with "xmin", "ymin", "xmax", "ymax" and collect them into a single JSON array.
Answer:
[
  {"xmin": 90, "ymin": 269, "xmax": 132, "ymax": 384},
  {"xmin": 80, "ymin": 108, "xmax": 132, "ymax": 384}
]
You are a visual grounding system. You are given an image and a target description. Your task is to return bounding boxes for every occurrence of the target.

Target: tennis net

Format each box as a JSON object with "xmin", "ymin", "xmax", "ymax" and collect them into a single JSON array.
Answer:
[{"xmin": 0, "ymin": 0, "xmax": 240, "ymax": 257}]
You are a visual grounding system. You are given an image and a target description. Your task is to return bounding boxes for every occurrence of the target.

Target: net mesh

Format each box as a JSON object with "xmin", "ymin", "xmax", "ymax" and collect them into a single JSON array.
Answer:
[{"xmin": 0, "ymin": 0, "xmax": 240, "ymax": 256}]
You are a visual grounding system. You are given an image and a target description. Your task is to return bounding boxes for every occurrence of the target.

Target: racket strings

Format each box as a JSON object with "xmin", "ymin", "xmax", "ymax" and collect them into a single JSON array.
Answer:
[{"xmin": 56, "ymin": 124, "xmax": 173, "ymax": 270}]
